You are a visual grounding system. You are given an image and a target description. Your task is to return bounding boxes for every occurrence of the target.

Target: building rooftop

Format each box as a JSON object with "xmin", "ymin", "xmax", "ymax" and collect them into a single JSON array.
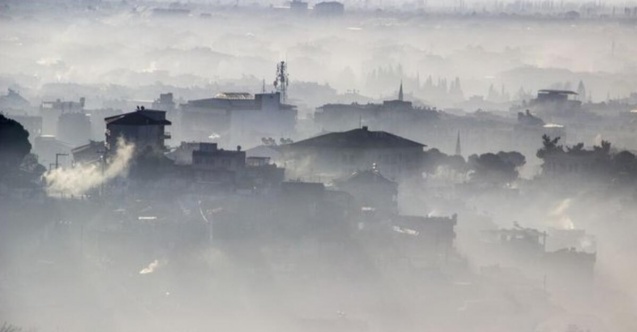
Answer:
[
  {"xmin": 105, "ymin": 109, "xmax": 171, "ymax": 126},
  {"xmin": 71, "ymin": 140, "xmax": 104, "ymax": 154},
  {"xmin": 214, "ymin": 92, "xmax": 254, "ymax": 100},
  {"xmin": 286, "ymin": 126, "xmax": 426, "ymax": 149},
  {"xmin": 538, "ymin": 89, "xmax": 578, "ymax": 95},
  {"xmin": 342, "ymin": 168, "xmax": 395, "ymax": 185},
  {"xmin": 185, "ymin": 92, "xmax": 296, "ymax": 111}
]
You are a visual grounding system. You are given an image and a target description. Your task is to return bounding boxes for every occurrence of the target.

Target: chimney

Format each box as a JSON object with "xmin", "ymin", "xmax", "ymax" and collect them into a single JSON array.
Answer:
[{"xmin": 362, "ymin": 126, "xmax": 368, "ymax": 131}]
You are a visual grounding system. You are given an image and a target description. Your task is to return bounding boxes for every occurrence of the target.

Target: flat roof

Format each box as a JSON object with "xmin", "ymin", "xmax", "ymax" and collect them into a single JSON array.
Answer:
[{"xmin": 538, "ymin": 89, "xmax": 578, "ymax": 95}]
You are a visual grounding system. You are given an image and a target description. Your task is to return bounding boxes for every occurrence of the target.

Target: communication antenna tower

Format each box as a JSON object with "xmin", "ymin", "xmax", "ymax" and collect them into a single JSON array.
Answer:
[{"xmin": 273, "ymin": 61, "xmax": 289, "ymax": 102}]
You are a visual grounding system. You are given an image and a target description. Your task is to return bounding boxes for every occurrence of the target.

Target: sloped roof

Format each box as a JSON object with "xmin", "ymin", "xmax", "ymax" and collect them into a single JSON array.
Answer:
[
  {"xmin": 343, "ymin": 169, "xmax": 395, "ymax": 185},
  {"xmin": 105, "ymin": 110, "xmax": 171, "ymax": 126},
  {"xmin": 286, "ymin": 127, "xmax": 425, "ymax": 149},
  {"xmin": 71, "ymin": 140, "xmax": 104, "ymax": 154}
]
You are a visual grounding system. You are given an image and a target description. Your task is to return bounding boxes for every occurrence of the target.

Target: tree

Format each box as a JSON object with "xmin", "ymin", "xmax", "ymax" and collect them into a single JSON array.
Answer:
[
  {"xmin": 422, "ymin": 148, "xmax": 467, "ymax": 174},
  {"xmin": 19, "ymin": 153, "xmax": 46, "ymax": 181},
  {"xmin": 613, "ymin": 150, "xmax": 636, "ymax": 175},
  {"xmin": 468, "ymin": 152, "xmax": 521, "ymax": 185},
  {"xmin": 0, "ymin": 114, "xmax": 31, "ymax": 180},
  {"xmin": 566, "ymin": 142, "xmax": 585, "ymax": 154},
  {"xmin": 593, "ymin": 140, "xmax": 611, "ymax": 157},
  {"xmin": 537, "ymin": 135, "xmax": 563, "ymax": 159},
  {"xmin": 496, "ymin": 151, "xmax": 526, "ymax": 168}
]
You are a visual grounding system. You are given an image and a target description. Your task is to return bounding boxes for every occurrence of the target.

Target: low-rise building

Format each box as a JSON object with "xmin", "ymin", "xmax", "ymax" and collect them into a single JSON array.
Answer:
[
  {"xmin": 152, "ymin": 93, "xmax": 176, "ymax": 112},
  {"xmin": 40, "ymin": 97, "xmax": 85, "ymax": 136},
  {"xmin": 335, "ymin": 167, "xmax": 398, "ymax": 214},
  {"xmin": 71, "ymin": 140, "xmax": 105, "ymax": 165},
  {"xmin": 313, "ymin": 1, "xmax": 344, "ymax": 16},
  {"xmin": 528, "ymin": 89, "xmax": 582, "ymax": 119},
  {"xmin": 281, "ymin": 126, "xmax": 426, "ymax": 180},
  {"xmin": 390, "ymin": 214, "xmax": 458, "ymax": 255},
  {"xmin": 314, "ymin": 84, "xmax": 438, "ymax": 132},
  {"xmin": 104, "ymin": 108, "xmax": 171, "ymax": 156},
  {"xmin": 0, "ymin": 89, "xmax": 31, "ymax": 112},
  {"xmin": 57, "ymin": 112, "xmax": 91, "ymax": 147},
  {"xmin": 191, "ymin": 143, "xmax": 246, "ymax": 187},
  {"xmin": 290, "ymin": 0, "xmax": 308, "ymax": 13},
  {"xmin": 180, "ymin": 92, "xmax": 297, "ymax": 147}
]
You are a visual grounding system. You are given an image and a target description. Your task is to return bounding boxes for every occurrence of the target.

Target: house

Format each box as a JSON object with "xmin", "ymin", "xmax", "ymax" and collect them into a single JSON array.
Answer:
[
  {"xmin": 277, "ymin": 181, "xmax": 355, "ymax": 231},
  {"xmin": 390, "ymin": 214, "xmax": 458, "ymax": 253},
  {"xmin": 180, "ymin": 92, "xmax": 297, "ymax": 147},
  {"xmin": 57, "ymin": 112, "xmax": 91, "ymax": 147},
  {"xmin": 243, "ymin": 156, "xmax": 285, "ymax": 189},
  {"xmin": 280, "ymin": 126, "xmax": 426, "ymax": 180},
  {"xmin": 314, "ymin": 83, "xmax": 438, "ymax": 132},
  {"xmin": 361, "ymin": 213, "xmax": 459, "ymax": 270},
  {"xmin": 71, "ymin": 140, "xmax": 105, "ymax": 165},
  {"xmin": 167, "ymin": 142, "xmax": 284, "ymax": 191},
  {"xmin": 39, "ymin": 97, "xmax": 85, "ymax": 136},
  {"xmin": 546, "ymin": 228, "xmax": 596, "ymax": 253},
  {"xmin": 104, "ymin": 108, "xmax": 171, "ymax": 156},
  {"xmin": 485, "ymin": 226, "xmax": 547, "ymax": 256},
  {"xmin": 529, "ymin": 89, "xmax": 582, "ymax": 118},
  {"xmin": 544, "ymin": 248, "xmax": 596, "ymax": 281},
  {"xmin": 290, "ymin": 0, "xmax": 308, "ymax": 13},
  {"xmin": 152, "ymin": 93, "xmax": 176, "ymax": 112},
  {"xmin": 32, "ymin": 135, "xmax": 73, "ymax": 169},
  {"xmin": 0, "ymin": 89, "xmax": 30, "ymax": 112},
  {"xmin": 335, "ymin": 167, "xmax": 398, "ymax": 214},
  {"xmin": 246, "ymin": 144, "xmax": 282, "ymax": 161},
  {"xmin": 191, "ymin": 143, "xmax": 246, "ymax": 187},
  {"xmin": 313, "ymin": 1, "xmax": 344, "ymax": 16},
  {"xmin": 167, "ymin": 142, "xmax": 200, "ymax": 165}
]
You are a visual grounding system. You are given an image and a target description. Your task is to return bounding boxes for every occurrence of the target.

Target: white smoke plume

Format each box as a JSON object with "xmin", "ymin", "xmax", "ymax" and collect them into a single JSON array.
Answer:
[
  {"xmin": 139, "ymin": 259, "xmax": 161, "ymax": 275},
  {"xmin": 548, "ymin": 198, "xmax": 575, "ymax": 230},
  {"xmin": 44, "ymin": 139, "xmax": 135, "ymax": 197}
]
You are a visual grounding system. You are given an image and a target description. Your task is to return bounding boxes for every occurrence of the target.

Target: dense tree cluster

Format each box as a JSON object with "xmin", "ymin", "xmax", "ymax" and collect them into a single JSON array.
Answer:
[
  {"xmin": 0, "ymin": 114, "xmax": 31, "ymax": 180},
  {"xmin": 421, "ymin": 148, "xmax": 526, "ymax": 186},
  {"xmin": 0, "ymin": 114, "xmax": 45, "ymax": 186},
  {"xmin": 537, "ymin": 134, "xmax": 637, "ymax": 182},
  {"xmin": 468, "ymin": 151, "xmax": 526, "ymax": 185}
]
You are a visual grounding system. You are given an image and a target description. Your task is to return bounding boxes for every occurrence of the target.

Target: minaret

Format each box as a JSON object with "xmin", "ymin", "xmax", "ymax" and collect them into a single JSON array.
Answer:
[
  {"xmin": 455, "ymin": 131, "xmax": 462, "ymax": 156},
  {"xmin": 398, "ymin": 81, "xmax": 404, "ymax": 101}
]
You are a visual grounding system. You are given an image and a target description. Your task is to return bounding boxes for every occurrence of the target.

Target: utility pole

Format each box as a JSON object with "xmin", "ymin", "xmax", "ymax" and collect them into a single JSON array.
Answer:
[
  {"xmin": 55, "ymin": 153, "xmax": 69, "ymax": 169},
  {"xmin": 274, "ymin": 61, "xmax": 289, "ymax": 103},
  {"xmin": 98, "ymin": 149, "xmax": 106, "ymax": 197}
]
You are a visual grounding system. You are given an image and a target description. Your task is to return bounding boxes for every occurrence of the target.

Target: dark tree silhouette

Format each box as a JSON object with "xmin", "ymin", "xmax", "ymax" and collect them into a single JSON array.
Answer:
[
  {"xmin": 593, "ymin": 140, "xmax": 611, "ymax": 157},
  {"xmin": 0, "ymin": 322, "xmax": 23, "ymax": 332},
  {"xmin": 421, "ymin": 148, "xmax": 467, "ymax": 174},
  {"xmin": 19, "ymin": 153, "xmax": 46, "ymax": 181},
  {"xmin": 496, "ymin": 151, "xmax": 526, "ymax": 168},
  {"xmin": 468, "ymin": 152, "xmax": 522, "ymax": 185},
  {"xmin": 0, "ymin": 114, "xmax": 31, "ymax": 179},
  {"xmin": 537, "ymin": 134, "xmax": 563, "ymax": 159},
  {"xmin": 566, "ymin": 142, "xmax": 585, "ymax": 154},
  {"xmin": 613, "ymin": 150, "xmax": 636, "ymax": 175}
]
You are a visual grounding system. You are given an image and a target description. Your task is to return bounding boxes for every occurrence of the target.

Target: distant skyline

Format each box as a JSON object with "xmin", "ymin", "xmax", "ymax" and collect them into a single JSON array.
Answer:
[{"xmin": 167, "ymin": 0, "xmax": 637, "ymax": 5}]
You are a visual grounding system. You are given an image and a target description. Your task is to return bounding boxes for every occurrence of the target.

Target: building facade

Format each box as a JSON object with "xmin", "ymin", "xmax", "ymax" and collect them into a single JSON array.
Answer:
[{"xmin": 104, "ymin": 109, "xmax": 171, "ymax": 156}]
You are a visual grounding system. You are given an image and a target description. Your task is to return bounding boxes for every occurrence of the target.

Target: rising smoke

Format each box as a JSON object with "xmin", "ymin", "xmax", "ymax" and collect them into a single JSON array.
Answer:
[{"xmin": 43, "ymin": 139, "xmax": 134, "ymax": 196}]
